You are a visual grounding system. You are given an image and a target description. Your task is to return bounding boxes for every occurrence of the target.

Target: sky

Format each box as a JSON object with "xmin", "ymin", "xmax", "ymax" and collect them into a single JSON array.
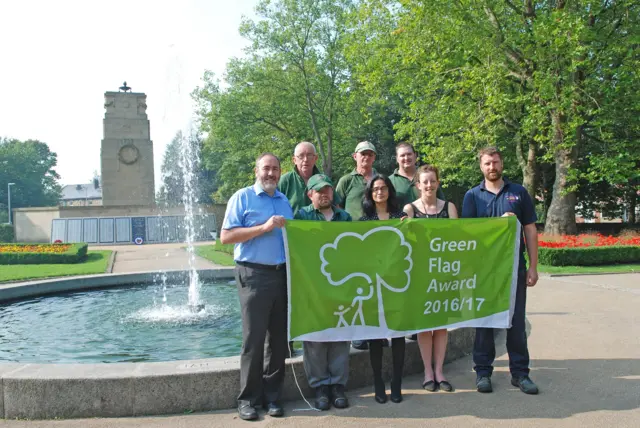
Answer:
[{"xmin": 0, "ymin": 0, "xmax": 257, "ymax": 189}]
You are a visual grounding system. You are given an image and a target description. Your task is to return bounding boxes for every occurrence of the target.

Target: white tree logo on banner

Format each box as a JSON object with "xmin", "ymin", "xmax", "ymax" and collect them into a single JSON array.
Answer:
[{"xmin": 319, "ymin": 226, "xmax": 413, "ymax": 329}]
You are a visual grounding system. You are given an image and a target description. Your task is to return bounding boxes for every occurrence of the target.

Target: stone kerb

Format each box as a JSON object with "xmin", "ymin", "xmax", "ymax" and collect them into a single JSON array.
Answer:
[{"xmin": 0, "ymin": 270, "xmax": 474, "ymax": 419}]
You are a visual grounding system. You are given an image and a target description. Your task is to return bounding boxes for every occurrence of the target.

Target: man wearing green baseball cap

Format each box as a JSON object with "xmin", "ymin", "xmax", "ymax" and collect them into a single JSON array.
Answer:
[
  {"xmin": 294, "ymin": 173, "xmax": 352, "ymax": 410},
  {"xmin": 335, "ymin": 141, "xmax": 378, "ymax": 220}
]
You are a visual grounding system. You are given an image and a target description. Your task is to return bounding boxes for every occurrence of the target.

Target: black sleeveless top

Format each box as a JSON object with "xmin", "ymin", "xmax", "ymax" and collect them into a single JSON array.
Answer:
[
  {"xmin": 410, "ymin": 200, "xmax": 450, "ymax": 219},
  {"xmin": 359, "ymin": 211, "xmax": 407, "ymax": 221}
]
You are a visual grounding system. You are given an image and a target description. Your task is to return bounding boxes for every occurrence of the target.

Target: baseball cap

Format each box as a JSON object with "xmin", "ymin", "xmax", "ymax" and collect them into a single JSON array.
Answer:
[
  {"xmin": 354, "ymin": 141, "xmax": 377, "ymax": 154},
  {"xmin": 306, "ymin": 174, "xmax": 334, "ymax": 192}
]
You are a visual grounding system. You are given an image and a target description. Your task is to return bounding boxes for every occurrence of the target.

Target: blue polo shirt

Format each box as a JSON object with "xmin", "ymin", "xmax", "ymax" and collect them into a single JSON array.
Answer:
[
  {"xmin": 222, "ymin": 184, "xmax": 294, "ymax": 265},
  {"xmin": 461, "ymin": 179, "xmax": 536, "ymax": 266}
]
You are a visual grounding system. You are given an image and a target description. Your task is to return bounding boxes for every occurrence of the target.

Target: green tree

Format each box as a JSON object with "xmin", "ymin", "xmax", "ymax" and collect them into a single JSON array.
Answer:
[
  {"xmin": 350, "ymin": 0, "xmax": 640, "ymax": 233},
  {"xmin": 158, "ymin": 131, "xmax": 216, "ymax": 206},
  {"xmin": 193, "ymin": 0, "xmax": 380, "ymax": 201},
  {"xmin": 0, "ymin": 138, "xmax": 61, "ymax": 220}
]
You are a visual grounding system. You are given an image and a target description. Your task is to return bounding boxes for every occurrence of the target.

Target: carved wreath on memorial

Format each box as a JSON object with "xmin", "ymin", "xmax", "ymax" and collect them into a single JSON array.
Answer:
[{"xmin": 118, "ymin": 144, "xmax": 139, "ymax": 165}]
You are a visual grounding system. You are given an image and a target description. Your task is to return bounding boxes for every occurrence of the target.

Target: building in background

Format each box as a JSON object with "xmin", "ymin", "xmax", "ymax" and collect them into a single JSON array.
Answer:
[{"xmin": 59, "ymin": 177, "xmax": 102, "ymax": 207}]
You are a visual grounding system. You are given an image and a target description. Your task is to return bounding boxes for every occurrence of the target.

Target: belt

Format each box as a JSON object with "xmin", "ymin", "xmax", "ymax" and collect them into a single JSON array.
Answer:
[{"xmin": 236, "ymin": 260, "xmax": 286, "ymax": 271}]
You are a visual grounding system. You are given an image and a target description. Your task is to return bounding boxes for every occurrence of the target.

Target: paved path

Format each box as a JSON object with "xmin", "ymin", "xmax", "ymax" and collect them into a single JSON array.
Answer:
[
  {"xmin": 92, "ymin": 241, "xmax": 223, "ymax": 273},
  {"xmin": 1, "ymin": 273, "xmax": 638, "ymax": 428}
]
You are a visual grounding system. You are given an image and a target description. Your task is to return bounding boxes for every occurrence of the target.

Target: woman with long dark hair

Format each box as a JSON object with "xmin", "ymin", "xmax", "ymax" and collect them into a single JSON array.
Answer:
[
  {"xmin": 360, "ymin": 174, "xmax": 407, "ymax": 403},
  {"xmin": 404, "ymin": 164, "xmax": 459, "ymax": 393}
]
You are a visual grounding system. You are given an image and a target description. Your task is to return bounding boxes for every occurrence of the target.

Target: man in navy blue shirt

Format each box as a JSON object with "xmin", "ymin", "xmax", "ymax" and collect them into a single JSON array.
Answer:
[
  {"xmin": 221, "ymin": 153, "xmax": 294, "ymax": 420},
  {"xmin": 461, "ymin": 146, "xmax": 540, "ymax": 395}
]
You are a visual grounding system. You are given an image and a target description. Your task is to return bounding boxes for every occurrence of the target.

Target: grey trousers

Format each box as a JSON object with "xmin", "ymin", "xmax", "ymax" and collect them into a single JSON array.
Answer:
[
  {"xmin": 235, "ymin": 264, "xmax": 288, "ymax": 407},
  {"xmin": 303, "ymin": 341, "xmax": 350, "ymax": 388}
]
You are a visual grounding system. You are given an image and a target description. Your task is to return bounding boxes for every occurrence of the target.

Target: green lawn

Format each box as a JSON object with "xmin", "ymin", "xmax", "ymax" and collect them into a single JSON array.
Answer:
[
  {"xmin": 0, "ymin": 251, "xmax": 113, "ymax": 282},
  {"xmin": 539, "ymin": 263, "xmax": 640, "ymax": 275},
  {"xmin": 194, "ymin": 241, "xmax": 235, "ymax": 266}
]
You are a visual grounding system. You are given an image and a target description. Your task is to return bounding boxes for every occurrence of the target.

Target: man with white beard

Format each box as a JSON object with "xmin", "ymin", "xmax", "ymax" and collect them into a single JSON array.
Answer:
[{"xmin": 221, "ymin": 153, "xmax": 294, "ymax": 421}]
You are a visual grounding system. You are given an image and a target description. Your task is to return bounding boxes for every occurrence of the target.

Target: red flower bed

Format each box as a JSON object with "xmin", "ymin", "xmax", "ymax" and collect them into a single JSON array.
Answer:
[{"xmin": 539, "ymin": 233, "xmax": 640, "ymax": 249}]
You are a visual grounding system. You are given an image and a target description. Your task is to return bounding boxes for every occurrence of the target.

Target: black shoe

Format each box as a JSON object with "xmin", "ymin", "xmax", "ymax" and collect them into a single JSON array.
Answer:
[
  {"xmin": 331, "ymin": 384, "xmax": 349, "ymax": 409},
  {"xmin": 314, "ymin": 386, "xmax": 331, "ymax": 411},
  {"xmin": 237, "ymin": 404, "xmax": 258, "ymax": 421},
  {"xmin": 511, "ymin": 376, "xmax": 539, "ymax": 395},
  {"xmin": 351, "ymin": 340, "xmax": 368, "ymax": 350},
  {"xmin": 374, "ymin": 377, "xmax": 387, "ymax": 404},
  {"xmin": 390, "ymin": 378, "xmax": 402, "ymax": 403},
  {"xmin": 422, "ymin": 379, "xmax": 437, "ymax": 392},
  {"xmin": 263, "ymin": 402, "xmax": 284, "ymax": 417},
  {"xmin": 438, "ymin": 380, "xmax": 454, "ymax": 392},
  {"xmin": 476, "ymin": 376, "xmax": 493, "ymax": 393}
]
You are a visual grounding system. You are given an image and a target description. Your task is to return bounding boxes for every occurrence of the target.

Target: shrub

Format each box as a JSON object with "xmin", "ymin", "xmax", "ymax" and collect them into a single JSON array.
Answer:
[
  {"xmin": 0, "ymin": 243, "xmax": 88, "ymax": 265},
  {"xmin": 0, "ymin": 224, "xmax": 14, "ymax": 242},
  {"xmin": 538, "ymin": 246, "xmax": 640, "ymax": 266}
]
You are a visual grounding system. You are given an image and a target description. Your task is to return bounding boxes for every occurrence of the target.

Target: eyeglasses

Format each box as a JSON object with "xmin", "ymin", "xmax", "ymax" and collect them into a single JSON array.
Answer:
[
  {"xmin": 372, "ymin": 186, "xmax": 388, "ymax": 193},
  {"xmin": 295, "ymin": 153, "xmax": 316, "ymax": 160}
]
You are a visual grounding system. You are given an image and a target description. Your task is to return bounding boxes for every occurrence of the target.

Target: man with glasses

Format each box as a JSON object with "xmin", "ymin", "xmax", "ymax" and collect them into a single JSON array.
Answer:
[
  {"xmin": 335, "ymin": 141, "xmax": 378, "ymax": 221},
  {"xmin": 278, "ymin": 141, "xmax": 322, "ymax": 214}
]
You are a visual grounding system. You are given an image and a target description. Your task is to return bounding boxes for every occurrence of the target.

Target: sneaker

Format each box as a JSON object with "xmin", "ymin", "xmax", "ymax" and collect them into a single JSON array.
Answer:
[
  {"xmin": 476, "ymin": 376, "xmax": 493, "ymax": 393},
  {"xmin": 511, "ymin": 376, "xmax": 539, "ymax": 395}
]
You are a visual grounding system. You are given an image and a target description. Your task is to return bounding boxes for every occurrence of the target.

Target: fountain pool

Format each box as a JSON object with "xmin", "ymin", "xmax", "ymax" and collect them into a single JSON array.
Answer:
[{"xmin": 0, "ymin": 280, "xmax": 241, "ymax": 364}]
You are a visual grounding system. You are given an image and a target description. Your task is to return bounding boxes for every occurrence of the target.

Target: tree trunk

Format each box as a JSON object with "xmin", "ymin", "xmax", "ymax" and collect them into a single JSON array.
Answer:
[
  {"xmin": 541, "ymin": 163, "xmax": 554, "ymax": 222},
  {"xmin": 516, "ymin": 138, "xmax": 538, "ymax": 199},
  {"xmin": 628, "ymin": 185, "xmax": 637, "ymax": 224},
  {"xmin": 544, "ymin": 112, "xmax": 578, "ymax": 235}
]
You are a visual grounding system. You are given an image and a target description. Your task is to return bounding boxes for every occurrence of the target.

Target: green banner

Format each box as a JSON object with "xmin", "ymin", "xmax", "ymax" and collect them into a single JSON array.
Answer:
[{"xmin": 284, "ymin": 217, "xmax": 521, "ymax": 341}]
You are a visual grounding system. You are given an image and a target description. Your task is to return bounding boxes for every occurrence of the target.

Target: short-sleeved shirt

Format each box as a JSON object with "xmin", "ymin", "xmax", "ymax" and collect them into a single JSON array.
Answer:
[
  {"xmin": 461, "ymin": 179, "xmax": 536, "ymax": 265},
  {"xmin": 389, "ymin": 169, "xmax": 420, "ymax": 208},
  {"xmin": 277, "ymin": 165, "xmax": 321, "ymax": 214},
  {"xmin": 222, "ymin": 184, "xmax": 294, "ymax": 265},
  {"xmin": 335, "ymin": 169, "xmax": 377, "ymax": 220},
  {"xmin": 359, "ymin": 211, "xmax": 407, "ymax": 221},
  {"xmin": 294, "ymin": 204, "xmax": 352, "ymax": 222}
]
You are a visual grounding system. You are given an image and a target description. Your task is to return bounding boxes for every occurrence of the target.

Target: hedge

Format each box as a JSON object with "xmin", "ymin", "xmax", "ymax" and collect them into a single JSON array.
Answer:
[
  {"xmin": 539, "ymin": 245, "xmax": 640, "ymax": 266},
  {"xmin": 0, "ymin": 243, "xmax": 88, "ymax": 265},
  {"xmin": 0, "ymin": 224, "xmax": 14, "ymax": 242}
]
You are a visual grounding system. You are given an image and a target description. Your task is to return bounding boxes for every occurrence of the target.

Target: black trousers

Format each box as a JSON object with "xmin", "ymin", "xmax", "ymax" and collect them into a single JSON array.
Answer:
[
  {"xmin": 235, "ymin": 264, "xmax": 288, "ymax": 406},
  {"xmin": 473, "ymin": 268, "xmax": 530, "ymax": 378}
]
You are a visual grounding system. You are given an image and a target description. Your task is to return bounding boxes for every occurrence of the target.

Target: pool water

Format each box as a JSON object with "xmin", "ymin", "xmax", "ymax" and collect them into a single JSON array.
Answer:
[{"xmin": 0, "ymin": 281, "xmax": 243, "ymax": 363}]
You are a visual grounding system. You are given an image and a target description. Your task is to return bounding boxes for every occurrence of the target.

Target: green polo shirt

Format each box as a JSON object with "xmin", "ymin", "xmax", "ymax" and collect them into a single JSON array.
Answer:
[
  {"xmin": 389, "ymin": 168, "xmax": 420, "ymax": 208},
  {"xmin": 335, "ymin": 169, "xmax": 377, "ymax": 220},
  {"xmin": 278, "ymin": 165, "xmax": 321, "ymax": 214},
  {"xmin": 294, "ymin": 204, "xmax": 352, "ymax": 222},
  {"xmin": 389, "ymin": 168, "xmax": 447, "ymax": 208}
]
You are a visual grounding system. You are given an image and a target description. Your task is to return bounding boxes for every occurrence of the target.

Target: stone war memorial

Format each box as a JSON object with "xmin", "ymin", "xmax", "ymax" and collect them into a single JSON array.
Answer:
[
  {"xmin": 101, "ymin": 82, "xmax": 156, "ymax": 206},
  {"xmin": 12, "ymin": 83, "xmax": 225, "ymax": 244}
]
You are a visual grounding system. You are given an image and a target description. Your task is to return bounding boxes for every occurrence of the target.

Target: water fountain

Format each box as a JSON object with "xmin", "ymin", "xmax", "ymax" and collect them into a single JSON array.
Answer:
[{"xmin": 179, "ymin": 131, "xmax": 205, "ymax": 313}]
